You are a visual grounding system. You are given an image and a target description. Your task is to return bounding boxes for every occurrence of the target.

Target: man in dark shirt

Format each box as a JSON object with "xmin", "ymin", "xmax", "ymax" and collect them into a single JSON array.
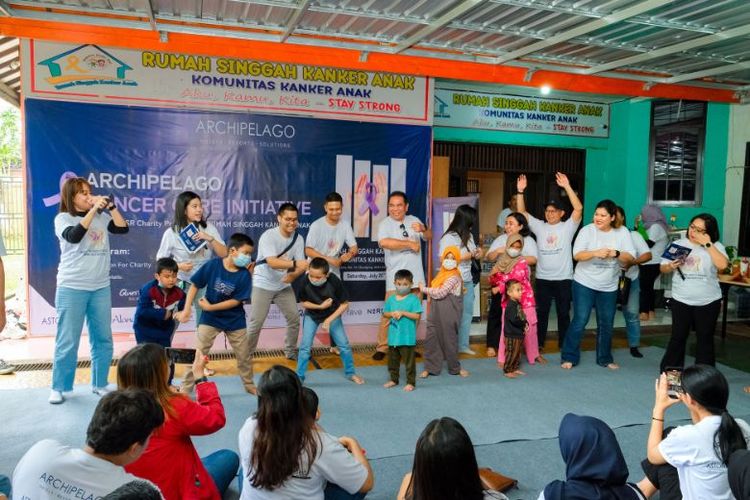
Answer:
[{"xmin": 297, "ymin": 257, "xmax": 364, "ymax": 385}]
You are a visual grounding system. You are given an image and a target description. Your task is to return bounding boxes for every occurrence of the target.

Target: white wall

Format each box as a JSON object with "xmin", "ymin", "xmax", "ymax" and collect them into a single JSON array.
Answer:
[{"xmin": 723, "ymin": 104, "xmax": 750, "ymax": 246}]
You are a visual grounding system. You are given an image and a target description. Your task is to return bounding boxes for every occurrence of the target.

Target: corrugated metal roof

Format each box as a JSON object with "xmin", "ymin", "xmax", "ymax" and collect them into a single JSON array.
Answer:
[{"xmin": 2, "ymin": 0, "xmax": 750, "ymax": 107}]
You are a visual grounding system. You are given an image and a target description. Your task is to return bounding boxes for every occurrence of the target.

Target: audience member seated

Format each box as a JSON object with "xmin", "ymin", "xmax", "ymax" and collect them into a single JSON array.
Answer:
[
  {"xmin": 239, "ymin": 364, "xmax": 373, "ymax": 499},
  {"xmin": 397, "ymin": 417, "xmax": 508, "ymax": 500},
  {"xmin": 103, "ymin": 480, "xmax": 162, "ymax": 499},
  {"xmin": 119, "ymin": 343, "xmax": 239, "ymax": 500},
  {"xmin": 639, "ymin": 364, "xmax": 750, "ymax": 500},
  {"xmin": 729, "ymin": 449, "xmax": 750, "ymax": 500},
  {"xmin": 540, "ymin": 413, "xmax": 645, "ymax": 500},
  {"xmin": 12, "ymin": 389, "xmax": 164, "ymax": 499}
]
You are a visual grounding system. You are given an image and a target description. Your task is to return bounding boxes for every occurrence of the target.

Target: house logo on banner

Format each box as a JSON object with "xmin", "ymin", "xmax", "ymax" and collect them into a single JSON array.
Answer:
[
  {"xmin": 38, "ymin": 44, "xmax": 137, "ymax": 90},
  {"xmin": 335, "ymin": 154, "xmax": 406, "ymax": 243}
]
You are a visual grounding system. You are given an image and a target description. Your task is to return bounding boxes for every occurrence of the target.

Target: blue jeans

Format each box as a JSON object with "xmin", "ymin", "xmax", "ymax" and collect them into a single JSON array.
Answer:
[
  {"xmin": 622, "ymin": 277, "xmax": 641, "ymax": 348},
  {"xmin": 561, "ymin": 281, "xmax": 617, "ymax": 367},
  {"xmin": 202, "ymin": 449, "xmax": 239, "ymax": 496},
  {"xmin": 0, "ymin": 474, "xmax": 10, "ymax": 497},
  {"xmin": 458, "ymin": 281, "xmax": 475, "ymax": 351},
  {"xmin": 297, "ymin": 316, "xmax": 356, "ymax": 381},
  {"xmin": 52, "ymin": 286, "xmax": 113, "ymax": 391}
]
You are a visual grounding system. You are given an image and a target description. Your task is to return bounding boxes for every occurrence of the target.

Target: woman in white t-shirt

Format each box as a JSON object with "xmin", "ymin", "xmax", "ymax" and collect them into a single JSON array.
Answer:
[
  {"xmin": 439, "ymin": 204, "xmax": 483, "ymax": 355},
  {"xmin": 638, "ymin": 204, "xmax": 670, "ymax": 321},
  {"xmin": 49, "ymin": 177, "xmax": 129, "ymax": 404},
  {"xmin": 638, "ymin": 364, "xmax": 750, "ymax": 500},
  {"xmin": 659, "ymin": 213, "xmax": 728, "ymax": 372},
  {"xmin": 239, "ymin": 365, "xmax": 373, "ymax": 500},
  {"xmin": 156, "ymin": 191, "xmax": 227, "ymax": 323},
  {"xmin": 560, "ymin": 200, "xmax": 635, "ymax": 370}
]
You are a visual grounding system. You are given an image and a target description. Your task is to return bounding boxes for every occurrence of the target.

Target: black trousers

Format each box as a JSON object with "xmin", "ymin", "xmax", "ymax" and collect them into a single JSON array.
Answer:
[
  {"xmin": 486, "ymin": 293, "xmax": 502, "ymax": 349},
  {"xmin": 535, "ymin": 279, "xmax": 572, "ymax": 349},
  {"xmin": 659, "ymin": 298, "xmax": 721, "ymax": 372},
  {"xmin": 641, "ymin": 427, "xmax": 681, "ymax": 500},
  {"xmin": 639, "ymin": 264, "xmax": 661, "ymax": 313}
]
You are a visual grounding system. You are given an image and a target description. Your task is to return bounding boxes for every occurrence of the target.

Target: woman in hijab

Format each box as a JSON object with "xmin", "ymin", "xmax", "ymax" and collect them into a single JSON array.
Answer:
[
  {"xmin": 638, "ymin": 204, "xmax": 670, "ymax": 321},
  {"xmin": 540, "ymin": 413, "xmax": 645, "ymax": 499},
  {"xmin": 488, "ymin": 234, "xmax": 543, "ymax": 367},
  {"xmin": 729, "ymin": 449, "xmax": 750, "ymax": 500}
]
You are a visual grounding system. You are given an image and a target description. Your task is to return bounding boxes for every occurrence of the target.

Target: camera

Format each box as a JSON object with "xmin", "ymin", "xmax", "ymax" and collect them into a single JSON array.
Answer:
[{"xmin": 165, "ymin": 347, "xmax": 197, "ymax": 364}]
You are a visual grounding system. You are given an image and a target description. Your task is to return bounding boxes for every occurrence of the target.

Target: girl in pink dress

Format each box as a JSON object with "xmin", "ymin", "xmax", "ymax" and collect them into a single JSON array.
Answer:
[{"xmin": 489, "ymin": 233, "xmax": 545, "ymax": 366}]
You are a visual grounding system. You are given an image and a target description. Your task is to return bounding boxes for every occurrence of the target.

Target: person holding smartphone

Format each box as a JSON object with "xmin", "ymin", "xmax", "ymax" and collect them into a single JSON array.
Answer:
[
  {"xmin": 658, "ymin": 214, "xmax": 728, "ymax": 372},
  {"xmin": 49, "ymin": 177, "xmax": 129, "ymax": 404}
]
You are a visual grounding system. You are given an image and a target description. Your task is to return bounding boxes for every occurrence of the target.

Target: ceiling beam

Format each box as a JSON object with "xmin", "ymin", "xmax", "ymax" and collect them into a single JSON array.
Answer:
[
  {"xmin": 0, "ymin": 79, "xmax": 18, "ymax": 107},
  {"xmin": 583, "ymin": 23, "xmax": 750, "ymax": 75},
  {"xmin": 663, "ymin": 61, "xmax": 750, "ymax": 84},
  {"xmin": 144, "ymin": 0, "xmax": 157, "ymax": 30},
  {"xmin": 391, "ymin": 0, "xmax": 484, "ymax": 54},
  {"xmin": 0, "ymin": 0, "xmax": 14, "ymax": 16},
  {"xmin": 280, "ymin": 0, "xmax": 310, "ymax": 43},
  {"xmin": 492, "ymin": 0, "xmax": 672, "ymax": 65}
]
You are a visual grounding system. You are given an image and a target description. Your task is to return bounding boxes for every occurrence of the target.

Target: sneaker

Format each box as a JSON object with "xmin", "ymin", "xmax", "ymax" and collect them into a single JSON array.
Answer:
[
  {"xmin": 0, "ymin": 359, "xmax": 16, "ymax": 375},
  {"xmin": 372, "ymin": 351, "xmax": 386, "ymax": 361},
  {"xmin": 92, "ymin": 385, "xmax": 114, "ymax": 396},
  {"xmin": 459, "ymin": 348, "xmax": 476, "ymax": 355},
  {"xmin": 48, "ymin": 390, "xmax": 64, "ymax": 404},
  {"xmin": 630, "ymin": 347, "xmax": 644, "ymax": 358}
]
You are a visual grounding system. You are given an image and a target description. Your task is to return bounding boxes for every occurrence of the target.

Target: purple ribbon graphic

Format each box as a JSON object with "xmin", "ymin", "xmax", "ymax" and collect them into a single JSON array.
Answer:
[
  {"xmin": 357, "ymin": 182, "xmax": 380, "ymax": 216},
  {"xmin": 43, "ymin": 171, "xmax": 79, "ymax": 207}
]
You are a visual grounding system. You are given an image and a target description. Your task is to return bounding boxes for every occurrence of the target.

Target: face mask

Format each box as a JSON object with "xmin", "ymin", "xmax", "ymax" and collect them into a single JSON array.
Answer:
[
  {"xmin": 442, "ymin": 259, "xmax": 457, "ymax": 270},
  {"xmin": 395, "ymin": 285, "xmax": 412, "ymax": 295},
  {"xmin": 233, "ymin": 253, "xmax": 252, "ymax": 267},
  {"xmin": 506, "ymin": 248, "xmax": 521, "ymax": 258},
  {"xmin": 309, "ymin": 277, "xmax": 328, "ymax": 287}
]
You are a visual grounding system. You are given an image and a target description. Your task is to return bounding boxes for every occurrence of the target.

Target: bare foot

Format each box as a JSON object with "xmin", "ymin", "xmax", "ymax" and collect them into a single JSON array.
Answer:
[
  {"xmin": 514, "ymin": 369, "xmax": 526, "ymax": 376},
  {"xmin": 330, "ymin": 347, "xmax": 341, "ymax": 356},
  {"xmin": 639, "ymin": 312, "xmax": 649, "ymax": 321},
  {"xmin": 649, "ymin": 311, "xmax": 656, "ymax": 320},
  {"xmin": 419, "ymin": 370, "xmax": 430, "ymax": 379},
  {"xmin": 606, "ymin": 363, "xmax": 620, "ymax": 370},
  {"xmin": 561, "ymin": 362, "xmax": 573, "ymax": 370},
  {"xmin": 350, "ymin": 375, "xmax": 365, "ymax": 385},
  {"xmin": 536, "ymin": 355, "xmax": 548, "ymax": 365},
  {"xmin": 383, "ymin": 381, "xmax": 397, "ymax": 388},
  {"xmin": 745, "ymin": 386, "xmax": 750, "ymax": 394},
  {"xmin": 404, "ymin": 384, "xmax": 415, "ymax": 392},
  {"xmin": 246, "ymin": 386, "xmax": 258, "ymax": 396},
  {"xmin": 204, "ymin": 367, "xmax": 216, "ymax": 377},
  {"xmin": 459, "ymin": 369, "xmax": 470, "ymax": 377},
  {"xmin": 486, "ymin": 347, "xmax": 497, "ymax": 357},
  {"xmin": 504, "ymin": 372, "xmax": 518, "ymax": 379}
]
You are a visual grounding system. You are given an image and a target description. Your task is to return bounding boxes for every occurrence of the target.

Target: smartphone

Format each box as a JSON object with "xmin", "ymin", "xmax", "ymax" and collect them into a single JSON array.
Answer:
[
  {"xmin": 165, "ymin": 347, "xmax": 196, "ymax": 364},
  {"xmin": 665, "ymin": 367, "xmax": 683, "ymax": 399},
  {"xmin": 96, "ymin": 193, "xmax": 116, "ymax": 214}
]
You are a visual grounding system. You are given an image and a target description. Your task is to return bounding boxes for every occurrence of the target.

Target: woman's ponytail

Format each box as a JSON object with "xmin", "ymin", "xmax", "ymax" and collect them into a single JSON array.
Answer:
[{"xmin": 715, "ymin": 410, "xmax": 747, "ymax": 465}]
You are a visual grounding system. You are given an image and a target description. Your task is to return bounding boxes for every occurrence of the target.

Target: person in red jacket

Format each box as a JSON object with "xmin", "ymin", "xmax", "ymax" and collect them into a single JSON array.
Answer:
[{"xmin": 118, "ymin": 343, "xmax": 239, "ymax": 499}]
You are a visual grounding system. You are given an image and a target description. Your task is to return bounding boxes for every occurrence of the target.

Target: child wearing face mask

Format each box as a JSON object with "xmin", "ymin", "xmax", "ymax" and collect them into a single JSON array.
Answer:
[
  {"xmin": 418, "ymin": 246, "xmax": 470, "ymax": 379},
  {"xmin": 489, "ymin": 234, "xmax": 544, "ymax": 369},
  {"xmin": 297, "ymin": 257, "xmax": 364, "ymax": 385},
  {"xmin": 383, "ymin": 269, "xmax": 423, "ymax": 392},
  {"xmin": 174, "ymin": 233, "xmax": 257, "ymax": 394}
]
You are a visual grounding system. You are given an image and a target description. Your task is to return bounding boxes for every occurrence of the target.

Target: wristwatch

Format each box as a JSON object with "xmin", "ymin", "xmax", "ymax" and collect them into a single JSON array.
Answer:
[{"xmin": 195, "ymin": 376, "xmax": 209, "ymax": 385}]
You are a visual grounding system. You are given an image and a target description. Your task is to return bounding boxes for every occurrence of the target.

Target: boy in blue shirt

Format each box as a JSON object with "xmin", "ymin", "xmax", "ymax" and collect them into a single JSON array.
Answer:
[
  {"xmin": 133, "ymin": 257, "xmax": 186, "ymax": 348},
  {"xmin": 175, "ymin": 233, "xmax": 255, "ymax": 394},
  {"xmin": 382, "ymin": 269, "xmax": 422, "ymax": 392}
]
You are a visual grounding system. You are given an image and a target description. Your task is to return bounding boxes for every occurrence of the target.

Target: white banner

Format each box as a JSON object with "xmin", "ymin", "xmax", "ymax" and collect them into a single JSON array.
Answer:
[
  {"xmin": 434, "ymin": 87, "xmax": 609, "ymax": 138},
  {"xmin": 22, "ymin": 39, "xmax": 433, "ymax": 125}
]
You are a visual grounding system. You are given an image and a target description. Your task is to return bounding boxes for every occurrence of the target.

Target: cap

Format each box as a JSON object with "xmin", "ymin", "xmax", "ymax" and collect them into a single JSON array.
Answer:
[{"xmin": 545, "ymin": 199, "xmax": 565, "ymax": 210}]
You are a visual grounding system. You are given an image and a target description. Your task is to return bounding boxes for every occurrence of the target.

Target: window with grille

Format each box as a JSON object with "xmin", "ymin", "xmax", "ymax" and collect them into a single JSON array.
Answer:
[{"xmin": 648, "ymin": 100, "xmax": 706, "ymax": 205}]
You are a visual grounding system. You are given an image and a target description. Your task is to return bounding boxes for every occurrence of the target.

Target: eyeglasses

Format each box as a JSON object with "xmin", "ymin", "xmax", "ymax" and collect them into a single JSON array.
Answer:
[
  {"xmin": 399, "ymin": 223, "xmax": 409, "ymax": 238},
  {"xmin": 689, "ymin": 224, "xmax": 706, "ymax": 234}
]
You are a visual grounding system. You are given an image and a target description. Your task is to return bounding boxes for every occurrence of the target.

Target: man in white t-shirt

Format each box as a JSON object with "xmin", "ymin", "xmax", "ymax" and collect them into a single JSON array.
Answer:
[
  {"xmin": 305, "ymin": 192, "xmax": 359, "ymax": 278},
  {"xmin": 516, "ymin": 173, "xmax": 582, "ymax": 351},
  {"xmin": 248, "ymin": 203, "xmax": 308, "ymax": 364},
  {"xmin": 12, "ymin": 389, "xmax": 164, "ymax": 500},
  {"xmin": 0, "ymin": 231, "xmax": 14, "ymax": 375},
  {"xmin": 373, "ymin": 191, "xmax": 431, "ymax": 360}
]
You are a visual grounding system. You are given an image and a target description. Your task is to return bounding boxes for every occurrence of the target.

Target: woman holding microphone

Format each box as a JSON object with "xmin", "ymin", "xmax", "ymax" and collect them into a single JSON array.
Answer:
[{"xmin": 49, "ymin": 177, "xmax": 128, "ymax": 404}]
